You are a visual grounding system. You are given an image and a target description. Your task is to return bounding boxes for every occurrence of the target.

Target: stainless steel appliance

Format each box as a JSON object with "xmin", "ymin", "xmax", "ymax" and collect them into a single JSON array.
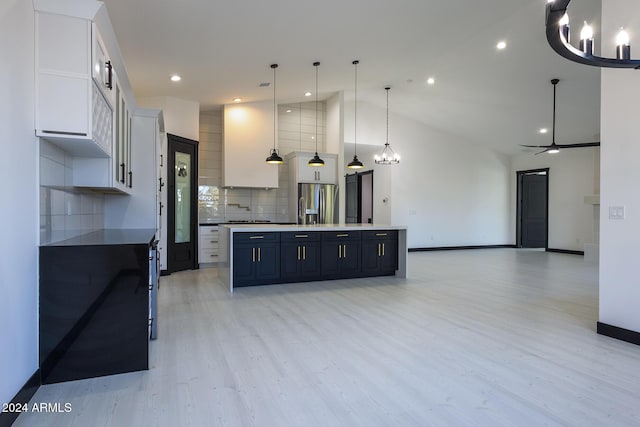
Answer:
[{"xmin": 297, "ymin": 183, "xmax": 338, "ymax": 224}]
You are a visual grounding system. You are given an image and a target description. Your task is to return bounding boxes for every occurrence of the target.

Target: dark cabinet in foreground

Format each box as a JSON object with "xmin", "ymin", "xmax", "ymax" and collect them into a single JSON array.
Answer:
[
  {"xmin": 233, "ymin": 232, "xmax": 280, "ymax": 287},
  {"xmin": 39, "ymin": 229, "xmax": 155, "ymax": 384}
]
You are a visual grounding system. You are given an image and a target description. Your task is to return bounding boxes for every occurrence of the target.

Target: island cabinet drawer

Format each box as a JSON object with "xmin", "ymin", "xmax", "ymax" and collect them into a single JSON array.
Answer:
[
  {"xmin": 280, "ymin": 232, "xmax": 321, "ymax": 242},
  {"xmin": 362, "ymin": 230, "xmax": 398, "ymax": 240},
  {"xmin": 321, "ymin": 231, "xmax": 362, "ymax": 241},
  {"xmin": 233, "ymin": 232, "xmax": 280, "ymax": 244}
]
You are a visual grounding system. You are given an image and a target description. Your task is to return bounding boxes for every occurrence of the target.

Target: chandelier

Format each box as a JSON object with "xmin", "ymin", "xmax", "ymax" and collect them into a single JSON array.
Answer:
[
  {"xmin": 374, "ymin": 87, "xmax": 400, "ymax": 165},
  {"xmin": 546, "ymin": 0, "xmax": 640, "ymax": 69}
]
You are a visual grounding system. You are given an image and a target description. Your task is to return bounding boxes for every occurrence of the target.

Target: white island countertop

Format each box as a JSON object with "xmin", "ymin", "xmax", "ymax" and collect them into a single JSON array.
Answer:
[{"xmin": 218, "ymin": 224, "xmax": 408, "ymax": 292}]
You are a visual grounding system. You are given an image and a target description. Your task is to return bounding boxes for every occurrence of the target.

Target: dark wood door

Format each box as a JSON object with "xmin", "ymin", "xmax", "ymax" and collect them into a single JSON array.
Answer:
[
  {"xmin": 519, "ymin": 172, "xmax": 548, "ymax": 248},
  {"xmin": 167, "ymin": 134, "xmax": 198, "ymax": 273}
]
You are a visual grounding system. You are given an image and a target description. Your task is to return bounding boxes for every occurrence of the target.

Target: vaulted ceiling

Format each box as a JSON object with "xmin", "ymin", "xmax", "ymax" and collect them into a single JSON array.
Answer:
[{"xmin": 102, "ymin": 0, "xmax": 602, "ymax": 156}]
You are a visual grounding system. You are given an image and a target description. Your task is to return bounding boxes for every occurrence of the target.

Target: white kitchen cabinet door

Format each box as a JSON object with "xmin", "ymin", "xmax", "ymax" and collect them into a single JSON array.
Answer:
[
  {"xmin": 92, "ymin": 24, "xmax": 115, "ymax": 107},
  {"xmin": 289, "ymin": 152, "xmax": 337, "ymax": 184}
]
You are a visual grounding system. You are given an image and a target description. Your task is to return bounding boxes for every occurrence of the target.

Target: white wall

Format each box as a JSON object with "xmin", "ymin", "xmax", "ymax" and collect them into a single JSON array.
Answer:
[
  {"xmin": 599, "ymin": 0, "xmax": 640, "ymax": 333},
  {"xmin": 343, "ymin": 101, "xmax": 511, "ymax": 248},
  {"xmin": 511, "ymin": 148, "xmax": 598, "ymax": 251},
  {"xmin": 0, "ymin": 0, "xmax": 39, "ymax": 405},
  {"xmin": 138, "ymin": 96, "xmax": 199, "ymax": 141}
]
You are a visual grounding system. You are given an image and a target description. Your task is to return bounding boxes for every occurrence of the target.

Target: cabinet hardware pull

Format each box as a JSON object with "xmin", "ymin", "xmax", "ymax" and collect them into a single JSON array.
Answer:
[
  {"xmin": 210, "ymin": 240, "xmax": 215, "ymax": 243},
  {"xmin": 250, "ymin": 236, "xmax": 264, "ymax": 239},
  {"xmin": 376, "ymin": 233, "xmax": 388, "ymax": 236},
  {"xmin": 336, "ymin": 233, "xmax": 349, "ymax": 237},
  {"xmin": 378, "ymin": 243, "xmax": 381, "ymax": 257},
  {"xmin": 258, "ymin": 247, "xmax": 261, "ymax": 262},
  {"xmin": 159, "ymin": 177, "xmax": 164, "ymax": 192},
  {"xmin": 295, "ymin": 235, "xmax": 308, "ymax": 238},
  {"xmin": 343, "ymin": 244, "xmax": 347, "ymax": 258},
  {"xmin": 159, "ymin": 202, "xmax": 163, "ymax": 216},
  {"xmin": 338, "ymin": 245, "xmax": 342, "ymax": 258},
  {"xmin": 298, "ymin": 246, "xmax": 301, "ymax": 260},
  {"xmin": 303, "ymin": 245, "xmax": 306, "ymax": 260},
  {"xmin": 128, "ymin": 171, "xmax": 132, "ymax": 188},
  {"xmin": 41, "ymin": 130, "xmax": 88, "ymax": 136},
  {"xmin": 160, "ymin": 154, "xmax": 163, "ymax": 167},
  {"xmin": 105, "ymin": 60, "xmax": 113, "ymax": 90},
  {"xmin": 120, "ymin": 163, "xmax": 125, "ymax": 183},
  {"xmin": 210, "ymin": 254, "xmax": 215, "ymax": 257},
  {"xmin": 252, "ymin": 248, "xmax": 255, "ymax": 262}
]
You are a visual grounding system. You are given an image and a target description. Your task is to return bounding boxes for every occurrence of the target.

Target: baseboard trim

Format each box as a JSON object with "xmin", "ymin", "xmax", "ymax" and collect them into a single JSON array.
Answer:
[
  {"xmin": 409, "ymin": 244, "xmax": 516, "ymax": 252},
  {"xmin": 0, "ymin": 369, "xmax": 41, "ymax": 427},
  {"xmin": 546, "ymin": 248, "xmax": 585, "ymax": 256},
  {"xmin": 597, "ymin": 322, "xmax": 640, "ymax": 346}
]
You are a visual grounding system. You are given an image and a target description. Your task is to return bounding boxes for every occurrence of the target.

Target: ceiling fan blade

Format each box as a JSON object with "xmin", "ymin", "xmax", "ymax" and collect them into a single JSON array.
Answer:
[
  {"xmin": 555, "ymin": 142, "xmax": 600, "ymax": 148},
  {"xmin": 534, "ymin": 149, "xmax": 548, "ymax": 155},
  {"xmin": 520, "ymin": 144, "xmax": 550, "ymax": 148}
]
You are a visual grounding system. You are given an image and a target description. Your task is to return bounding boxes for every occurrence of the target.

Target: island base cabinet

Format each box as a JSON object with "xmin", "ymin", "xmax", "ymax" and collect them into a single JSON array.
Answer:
[
  {"xmin": 362, "ymin": 233, "xmax": 398, "ymax": 276},
  {"xmin": 280, "ymin": 233, "xmax": 321, "ymax": 282},
  {"xmin": 233, "ymin": 233, "xmax": 280, "ymax": 287},
  {"xmin": 321, "ymin": 232, "xmax": 362, "ymax": 279}
]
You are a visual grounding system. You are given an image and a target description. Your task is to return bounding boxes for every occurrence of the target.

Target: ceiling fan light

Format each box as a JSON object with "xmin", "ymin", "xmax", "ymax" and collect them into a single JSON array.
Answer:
[{"xmin": 547, "ymin": 147, "xmax": 560, "ymax": 154}]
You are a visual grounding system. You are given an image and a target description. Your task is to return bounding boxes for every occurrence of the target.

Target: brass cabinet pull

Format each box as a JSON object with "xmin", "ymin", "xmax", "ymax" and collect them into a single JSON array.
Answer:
[
  {"xmin": 295, "ymin": 234, "xmax": 308, "ymax": 238},
  {"xmin": 376, "ymin": 233, "xmax": 388, "ymax": 236},
  {"xmin": 303, "ymin": 245, "xmax": 306, "ymax": 260},
  {"xmin": 338, "ymin": 245, "xmax": 342, "ymax": 258},
  {"xmin": 258, "ymin": 247, "xmax": 261, "ymax": 262},
  {"xmin": 382, "ymin": 243, "xmax": 385, "ymax": 256},
  {"xmin": 343, "ymin": 244, "xmax": 347, "ymax": 258},
  {"xmin": 250, "ymin": 236, "xmax": 264, "ymax": 239},
  {"xmin": 298, "ymin": 246, "xmax": 301, "ymax": 260},
  {"xmin": 252, "ymin": 247, "xmax": 255, "ymax": 262},
  {"xmin": 378, "ymin": 243, "xmax": 381, "ymax": 257},
  {"xmin": 336, "ymin": 233, "xmax": 349, "ymax": 237}
]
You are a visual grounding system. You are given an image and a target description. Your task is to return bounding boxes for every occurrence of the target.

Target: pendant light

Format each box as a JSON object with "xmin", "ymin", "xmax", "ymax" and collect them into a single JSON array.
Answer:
[
  {"xmin": 308, "ymin": 61, "xmax": 325, "ymax": 167},
  {"xmin": 347, "ymin": 60, "xmax": 364, "ymax": 169},
  {"xmin": 265, "ymin": 63, "xmax": 283, "ymax": 164},
  {"xmin": 374, "ymin": 87, "xmax": 400, "ymax": 165}
]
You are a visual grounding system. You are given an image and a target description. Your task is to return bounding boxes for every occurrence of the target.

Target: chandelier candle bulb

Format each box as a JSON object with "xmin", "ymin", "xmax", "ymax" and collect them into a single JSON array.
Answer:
[
  {"xmin": 616, "ymin": 28, "xmax": 631, "ymax": 60},
  {"xmin": 560, "ymin": 13, "xmax": 570, "ymax": 42},
  {"xmin": 580, "ymin": 21, "xmax": 594, "ymax": 55}
]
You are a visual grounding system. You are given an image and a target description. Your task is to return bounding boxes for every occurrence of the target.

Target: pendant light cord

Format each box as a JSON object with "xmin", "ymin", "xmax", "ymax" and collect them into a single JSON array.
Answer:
[
  {"xmin": 386, "ymin": 87, "xmax": 389, "ymax": 146},
  {"xmin": 315, "ymin": 62, "xmax": 319, "ymax": 152},
  {"xmin": 353, "ymin": 60, "xmax": 358, "ymax": 156},
  {"xmin": 552, "ymin": 80, "xmax": 557, "ymax": 145},
  {"xmin": 272, "ymin": 64, "xmax": 278, "ymax": 152}
]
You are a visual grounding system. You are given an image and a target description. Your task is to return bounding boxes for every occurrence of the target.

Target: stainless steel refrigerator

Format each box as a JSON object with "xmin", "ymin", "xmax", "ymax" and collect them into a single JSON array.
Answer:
[{"xmin": 297, "ymin": 183, "xmax": 338, "ymax": 224}]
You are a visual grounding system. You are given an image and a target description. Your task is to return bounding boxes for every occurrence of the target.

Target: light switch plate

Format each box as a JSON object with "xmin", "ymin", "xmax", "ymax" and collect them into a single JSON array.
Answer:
[{"xmin": 609, "ymin": 206, "xmax": 625, "ymax": 220}]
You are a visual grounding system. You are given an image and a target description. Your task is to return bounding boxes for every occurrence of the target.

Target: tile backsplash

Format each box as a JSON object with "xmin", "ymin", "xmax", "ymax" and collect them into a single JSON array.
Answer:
[
  {"xmin": 39, "ymin": 140, "xmax": 104, "ymax": 244},
  {"xmin": 199, "ymin": 101, "xmax": 324, "ymax": 224}
]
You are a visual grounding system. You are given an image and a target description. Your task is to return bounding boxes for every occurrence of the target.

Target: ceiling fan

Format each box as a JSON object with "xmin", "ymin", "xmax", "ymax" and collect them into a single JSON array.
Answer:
[{"xmin": 521, "ymin": 78, "xmax": 600, "ymax": 155}]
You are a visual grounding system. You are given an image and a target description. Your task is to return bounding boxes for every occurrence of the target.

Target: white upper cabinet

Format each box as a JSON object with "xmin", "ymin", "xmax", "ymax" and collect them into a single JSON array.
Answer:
[
  {"xmin": 287, "ymin": 152, "xmax": 337, "ymax": 184},
  {"xmin": 223, "ymin": 101, "xmax": 279, "ymax": 188},
  {"xmin": 35, "ymin": 11, "xmax": 113, "ymax": 158}
]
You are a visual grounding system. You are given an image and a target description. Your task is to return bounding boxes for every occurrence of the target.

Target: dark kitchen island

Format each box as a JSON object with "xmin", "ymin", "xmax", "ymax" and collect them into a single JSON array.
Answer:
[{"xmin": 219, "ymin": 224, "xmax": 408, "ymax": 292}]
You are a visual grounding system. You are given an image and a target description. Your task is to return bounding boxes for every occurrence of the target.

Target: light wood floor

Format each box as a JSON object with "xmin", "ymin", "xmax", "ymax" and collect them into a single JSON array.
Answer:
[{"xmin": 15, "ymin": 249, "xmax": 640, "ymax": 427}]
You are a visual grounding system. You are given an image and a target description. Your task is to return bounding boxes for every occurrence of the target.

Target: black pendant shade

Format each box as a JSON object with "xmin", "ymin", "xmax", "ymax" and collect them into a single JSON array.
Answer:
[
  {"xmin": 266, "ymin": 148, "xmax": 283, "ymax": 164},
  {"xmin": 347, "ymin": 155, "xmax": 364, "ymax": 169},
  {"xmin": 347, "ymin": 60, "xmax": 364, "ymax": 170},
  {"xmin": 308, "ymin": 152, "xmax": 325, "ymax": 166}
]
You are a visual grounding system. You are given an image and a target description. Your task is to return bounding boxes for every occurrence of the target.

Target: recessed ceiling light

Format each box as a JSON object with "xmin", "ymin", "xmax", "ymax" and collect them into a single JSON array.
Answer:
[
  {"xmin": 496, "ymin": 41, "xmax": 507, "ymax": 50},
  {"xmin": 170, "ymin": 75, "xmax": 181, "ymax": 82},
  {"xmin": 233, "ymin": 97, "xmax": 243, "ymax": 102},
  {"xmin": 285, "ymin": 109, "xmax": 292, "ymax": 113},
  {"xmin": 539, "ymin": 128, "xmax": 548, "ymax": 134},
  {"xmin": 427, "ymin": 77, "xmax": 435, "ymax": 85},
  {"xmin": 304, "ymin": 92, "xmax": 312, "ymax": 97}
]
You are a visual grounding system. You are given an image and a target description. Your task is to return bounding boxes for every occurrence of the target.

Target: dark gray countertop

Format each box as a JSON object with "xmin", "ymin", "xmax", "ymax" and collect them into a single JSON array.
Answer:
[{"xmin": 41, "ymin": 229, "xmax": 157, "ymax": 247}]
